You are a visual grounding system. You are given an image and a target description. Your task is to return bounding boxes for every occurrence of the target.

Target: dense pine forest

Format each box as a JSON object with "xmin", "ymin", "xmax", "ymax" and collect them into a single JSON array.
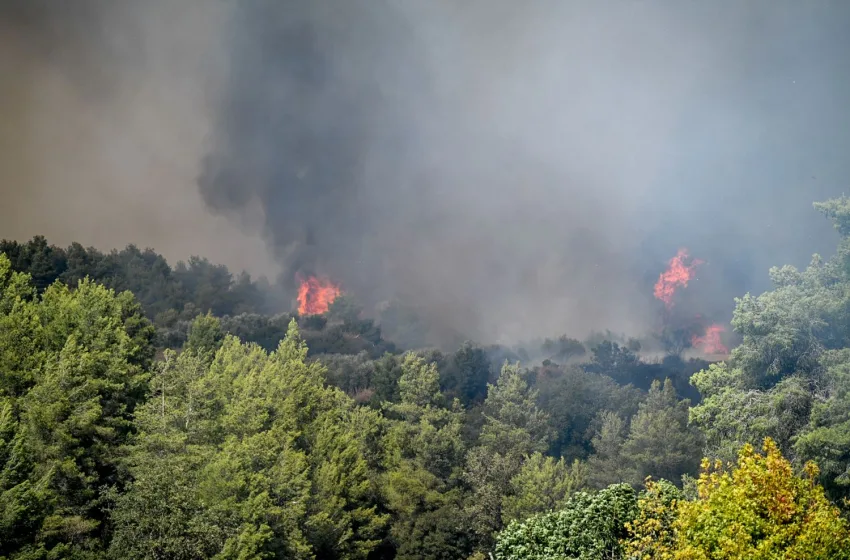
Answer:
[{"xmin": 1, "ymin": 197, "xmax": 849, "ymax": 559}]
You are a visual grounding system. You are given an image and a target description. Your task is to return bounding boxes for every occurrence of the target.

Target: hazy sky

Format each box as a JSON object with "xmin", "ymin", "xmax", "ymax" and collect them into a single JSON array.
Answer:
[
  {"xmin": 0, "ymin": 0, "xmax": 276, "ymax": 276},
  {"xmin": 2, "ymin": 0, "xmax": 849, "ymax": 344}
]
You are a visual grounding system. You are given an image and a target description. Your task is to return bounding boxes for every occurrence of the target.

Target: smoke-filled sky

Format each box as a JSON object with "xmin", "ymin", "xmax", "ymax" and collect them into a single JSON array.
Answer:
[{"xmin": 2, "ymin": 0, "xmax": 849, "ymax": 344}]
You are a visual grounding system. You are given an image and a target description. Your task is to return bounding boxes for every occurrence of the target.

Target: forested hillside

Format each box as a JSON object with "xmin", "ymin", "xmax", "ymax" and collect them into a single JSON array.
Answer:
[{"xmin": 3, "ymin": 197, "xmax": 850, "ymax": 559}]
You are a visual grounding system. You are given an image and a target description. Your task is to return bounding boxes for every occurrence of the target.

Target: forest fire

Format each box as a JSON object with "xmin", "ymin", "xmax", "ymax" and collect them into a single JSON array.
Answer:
[
  {"xmin": 653, "ymin": 249, "xmax": 729, "ymax": 356},
  {"xmin": 691, "ymin": 324, "xmax": 729, "ymax": 355},
  {"xmin": 654, "ymin": 248, "xmax": 703, "ymax": 308},
  {"xmin": 297, "ymin": 275, "xmax": 342, "ymax": 315}
]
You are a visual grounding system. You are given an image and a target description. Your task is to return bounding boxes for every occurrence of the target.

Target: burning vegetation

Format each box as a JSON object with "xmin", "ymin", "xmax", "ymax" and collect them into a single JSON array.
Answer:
[
  {"xmin": 653, "ymin": 249, "xmax": 703, "ymax": 308},
  {"xmin": 691, "ymin": 323, "xmax": 728, "ymax": 355},
  {"xmin": 654, "ymin": 248, "xmax": 728, "ymax": 357},
  {"xmin": 293, "ymin": 246, "xmax": 731, "ymax": 357},
  {"xmin": 297, "ymin": 274, "xmax": 342, "ymax": 315}
]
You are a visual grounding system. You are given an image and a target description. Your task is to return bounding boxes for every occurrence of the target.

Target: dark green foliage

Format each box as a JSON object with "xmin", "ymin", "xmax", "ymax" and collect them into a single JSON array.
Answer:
[
  {"xmin": 320, "ymin": 351, "xmax": 381, "ymax": 401},
  {"xmin": 0, "ymin": 236, "xmax": 68, "ymax": 293},
  {"xmin": 618, "ymin": 379, "xmax": 703, "ymax": 486},
  {"xmin": 585, "ymin": 379, "xmax": 703, "ymax": 489},
  {"xmin": 318, "ymin": 350, "xmax": 405, "ymax": 406},
  {"xmin": 654, "ymin": 354, "xmax": 707, "ymax": 402},
  {"xmin": 218, "ymin": 312, "xmax": 294, "ymax": 351},
  {"xmin": 441, "ymin": 342, "xmax": 494, "ymax": 406},
  {"xmin": 381, "ymin": 354, "xmax": 472, "ymax": 557},
  {"xmin": 1, "ymin": 237, "xmax": 408, "ymax": 362},
  {"xmin": 1, "ymin": 236, "xmax": 281, "ymax": 333},
  {"xmin": 300, "ymin": 313, "xmax": 329, "ymax": 331},
  {"xmin": 371, "ymin": 353, "xmax": 405, "ymax": 404},
  {"xmin": 321, "ymin": 345, "xmax": 493, "ymax": 409},
  {"xmin": 585, "ymin": 340, "xmax": 652, "ymax": 389},
  {"xmin": 582, "ymin": 340, "xmax": 705, "ymax": 399},
  {"xmin": 463, "ymin": 363, "xmax": 553, "ymax": 549},
  {"xmin": 534, "ymin": 364, "xmax": 643, "ymax": 460}
]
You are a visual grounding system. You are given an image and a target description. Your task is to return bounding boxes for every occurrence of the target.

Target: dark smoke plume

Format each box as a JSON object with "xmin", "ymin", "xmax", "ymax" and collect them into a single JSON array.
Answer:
[
  {"xmin": 199, "ymin": 1, "xmax": 850, "ymax": 344},
  {"xmin": 4, "ymin": 1, "xmax": 850, "ymax": 345},
  {"xmin": 200, "ymin": 0, "xmax": 423, "ymax": 292}
]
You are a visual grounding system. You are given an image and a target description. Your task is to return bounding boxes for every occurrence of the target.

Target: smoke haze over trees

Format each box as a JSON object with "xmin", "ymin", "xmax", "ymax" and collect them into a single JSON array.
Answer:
[{"xmin": 3, "ymin": 1, "xmax": 850, "ymax": 345}]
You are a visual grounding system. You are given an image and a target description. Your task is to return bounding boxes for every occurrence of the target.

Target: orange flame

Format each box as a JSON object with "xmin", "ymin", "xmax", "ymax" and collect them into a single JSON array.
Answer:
[
  {"xmin": 297, "ymin": 275, "xmax": 342, "ymax": 315},
  {"xmin": 691, "ymin": 324, "xmax": 728, "ymax": 355},
  {"xmin": 654, "ymin": 248, "xmax": 703, "ymax": 308}
]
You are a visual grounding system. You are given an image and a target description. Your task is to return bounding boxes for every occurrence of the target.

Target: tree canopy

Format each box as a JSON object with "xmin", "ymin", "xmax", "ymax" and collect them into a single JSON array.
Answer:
[{"xmin": 3, "ymin": 197, "xmax": 850, "ymax": 558}]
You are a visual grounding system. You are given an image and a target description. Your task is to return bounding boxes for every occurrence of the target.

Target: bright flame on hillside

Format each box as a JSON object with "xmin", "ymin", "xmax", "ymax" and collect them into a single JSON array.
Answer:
[
  {"xmin": 691, "ymin": 324, "xmax": 728, "ymax": 355},
  {"xmin": 654, "ymin": 248, "xmax": 703, "ymax": 308},
  {"xmin": 297, "ymin": 275, "xmax": 341, "ymax": 315}
]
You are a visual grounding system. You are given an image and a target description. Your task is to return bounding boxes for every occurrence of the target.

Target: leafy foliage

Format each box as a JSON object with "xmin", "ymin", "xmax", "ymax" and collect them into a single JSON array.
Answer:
[
  {"xmin": 495, "ymin": 483, "xmax": 638, "ymax": 560},
  {"xmin": 6, "ymin": 196, "xmax": 850, "ymax": 559},
  {"xmin": 110, "ymin": 322, "xmax": 388, "ymax": 559},
  {"xmin": 501, "ymin": 453, "xmax": 588, "ymax": 523},
  {"xmin": 0, "ymin": 254, "xmax": 153, "ymax": 559},
  {"xmin": 624, "ymin": 439, "xmax": 850, "ymax": 560},
  {"xmin": 689, "ymin": 197, "xmax": 850, "ymax": 502},
  {"xmin": 587, "ymin": 379, "xmax": 702, "ymax": 489}
]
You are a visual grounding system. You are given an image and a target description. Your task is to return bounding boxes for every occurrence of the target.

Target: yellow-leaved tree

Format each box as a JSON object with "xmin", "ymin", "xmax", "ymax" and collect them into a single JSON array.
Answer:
[{"xmin": 625, "ymin": 438, "xmax": 850, "ymax": 560}]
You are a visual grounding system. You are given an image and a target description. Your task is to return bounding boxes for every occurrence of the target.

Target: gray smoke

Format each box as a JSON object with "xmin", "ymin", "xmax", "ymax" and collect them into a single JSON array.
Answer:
[
  {"xmin": 0, "ymin": 0, "xmax": 275, "ymax": 276},
  {"xmin": 3, "ymin": 1, "xmax": 850, "ymax": 344}
]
